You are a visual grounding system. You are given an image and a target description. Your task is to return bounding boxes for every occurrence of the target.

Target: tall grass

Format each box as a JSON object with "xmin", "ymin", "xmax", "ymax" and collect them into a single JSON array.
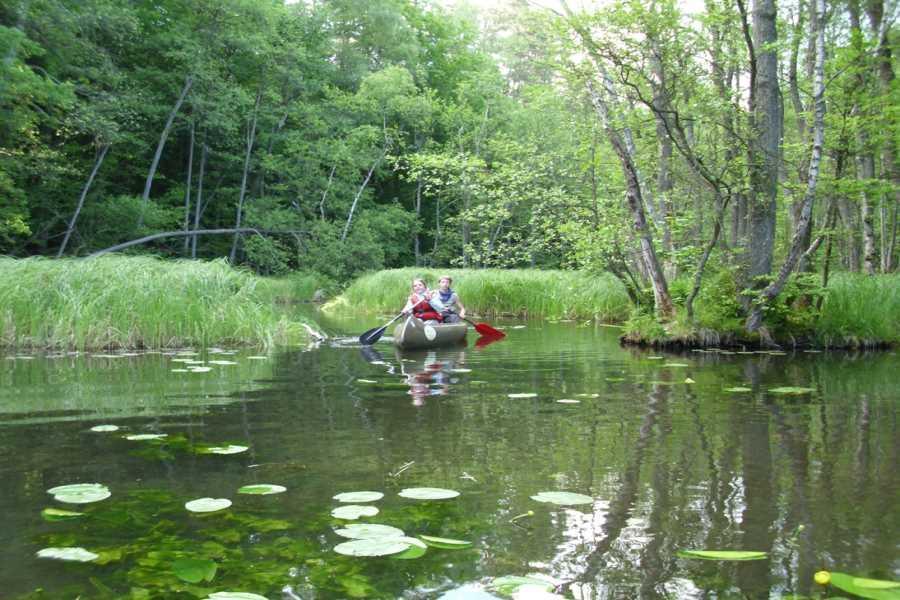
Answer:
[
  {"xmin": 816, "ymin": 272, "xmax": 900, "ymax": 345},
  {"xmin": 325, "ymin": 268, "xmax": 632, "ymax": 321},
  {"xmin": 0, "ymin": 256, "xmax": 308, "ymax": 350}
]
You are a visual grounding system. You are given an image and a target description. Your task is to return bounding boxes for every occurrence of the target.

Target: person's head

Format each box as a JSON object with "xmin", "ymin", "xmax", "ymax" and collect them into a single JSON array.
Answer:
[
  {"xmin": 438, "ymin": 275, "xmax": 452, "ymax": 291},
  {"xmin": 411, "ymin": 278, "xmax": 428, "ymax": 294}
]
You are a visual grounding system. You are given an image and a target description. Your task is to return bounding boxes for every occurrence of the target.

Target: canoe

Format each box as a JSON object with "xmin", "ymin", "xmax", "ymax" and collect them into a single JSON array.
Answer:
[{"xmin": 393, "ymin": 316, "xmax": 467, "ymax": 350}]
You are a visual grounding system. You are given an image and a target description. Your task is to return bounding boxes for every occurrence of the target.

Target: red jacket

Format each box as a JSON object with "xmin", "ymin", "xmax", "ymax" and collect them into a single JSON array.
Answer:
[{"xmin": 409, "ymin": 295, "xmax": 442, "ymax": 322}]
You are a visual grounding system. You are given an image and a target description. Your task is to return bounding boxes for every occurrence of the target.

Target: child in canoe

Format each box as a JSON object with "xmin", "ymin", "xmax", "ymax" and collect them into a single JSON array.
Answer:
[{"xmin": 402, "ymin": 278, "xmax": 443, "ymax": 323}]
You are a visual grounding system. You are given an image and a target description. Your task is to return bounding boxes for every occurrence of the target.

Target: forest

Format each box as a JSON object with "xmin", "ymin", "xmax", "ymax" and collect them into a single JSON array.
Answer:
[{"xmin": 1, "ymin": 0, "xmax": 898, "ymax": 343}]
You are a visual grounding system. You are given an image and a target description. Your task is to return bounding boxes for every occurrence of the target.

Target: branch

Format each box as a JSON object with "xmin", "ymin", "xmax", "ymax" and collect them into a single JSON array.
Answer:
[{"xmin": 85, "ymin": 228, "xmax": 307, "ymax": 259}]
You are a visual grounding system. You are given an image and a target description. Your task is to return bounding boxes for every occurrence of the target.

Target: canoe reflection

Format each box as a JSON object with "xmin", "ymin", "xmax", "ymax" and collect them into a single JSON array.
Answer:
[{"xmin": 359, "ymin": 345, "xmax": 467, "ymax": 406}]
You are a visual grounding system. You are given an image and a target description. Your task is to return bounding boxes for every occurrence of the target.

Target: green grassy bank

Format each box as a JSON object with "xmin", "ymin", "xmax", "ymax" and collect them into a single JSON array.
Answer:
[
  {"xmin": 0, "ymin": 256, "xmax": 313, "ymax": 350},
  {"xmin": 324, "ymin": 268, "xmax": 632, "ymax": 321}
]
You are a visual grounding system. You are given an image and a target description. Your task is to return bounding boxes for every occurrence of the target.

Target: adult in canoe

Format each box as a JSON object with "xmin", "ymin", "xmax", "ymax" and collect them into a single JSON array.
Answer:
[{"xmin": 401, "ymin": 278, "xmax": 443, "ymax": 323}]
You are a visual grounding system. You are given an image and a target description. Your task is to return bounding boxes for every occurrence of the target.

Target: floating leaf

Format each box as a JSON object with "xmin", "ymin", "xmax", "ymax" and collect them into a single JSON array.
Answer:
[
  {"xmin": 90, "ymin": 425, "xmax": 119, "ymax": 432},
  {"xmin": 575, "ymin": 393, "xmax": 599, "ymax": 398},
  {"xmin": 646, "ymin": 356, "xmax": 664, "ymax": 360},
  {"xmin": 398, "ymin": 487, "xmax": 460, "ymax": 500},
  {"xmin": 725, "ymin": 387, "xmax": 753, "ymax": 393},
  {"xmin": 36, "ymin": 547, "xmax": 98, "ymax": 562},
  {"xmin": 663, "ymin": 363, "xmax": 689, "ymax": 367},
  {"xmin": 47, "ymin": 483, "xmax": 111, "ymax": 504},
  {"xmin": 677, "ymin": 550, "xmax": 768, "ymax": 561},
  {"xmin": 41, "ymin": 508, "xmax": 84, "ymax": 521},
  {"xmin": 126, "ymin": 434, "xmax": 168, "ymax": 441},
  {"xmin": 333, "ymin": 491, "xmax": 384, "ymax": 503},
  {"xmin": 507, "ymin": 393, "xmax": 537, "ymax": 398},
  {"xmin": 208, "ymin": 360, "xmax": 238, "ymax": 365},
  {"xmin": 185, "ymin": 498, "xmax": 232, "ymax": 513},
  {"xmin": 173, "ymin": 558, "xmax": 217, "ymax": 583},
  {"xmin": 334, "ymin": 537, "xmax": 412, "ymax": 557},
  {"xmin": 684, "ymin": 378, "xmax": 696, "ymax": 384},
  {"xmin": 488, "ymin": 576, "xmax": 555, "ymax": 595},
  {"xmin": 419, "ymin": 535, "xmax": 472, "ymax": 549},
  {"xmin": 530, "ymin": 491, "xmax": 593, "ymax": 506},
  {"xmin": 188, "ymin": 366, "xmax": 213, "ymax": 373},
  {"xmin": 357, "ymin": 379, "xmax": 378, "ymax": 384},
  {"xmin": 237, "ymin": 484, "xmax": 285, "ymax": 495},
  {"xmin": 205, "ymin": 593, "xmax": 269, "ymax": 600},
  {"xmin": 826, "ymin": 572, "xmax": 900, "ymax": 600},
  {"xmin": 391, "ymin": 537, "xmax": 428, "ymax": 560},
  {"xmin": 556, "ymin": 399, "xmax": 580, "ymax": 404},
  {"xmin": 768, "ymin": 386, "xmax": 816, "ymax": 395},
  {"xmin": 334, "ymin": 523, "xmax": 405, "ymax": 539},
  {"xmin": 332, "ymin": 505, "xmax": 379, "ymax": 520},
  {"xmin": 202, "ymin": 445, "xmax": 248, "ymax": 455}
]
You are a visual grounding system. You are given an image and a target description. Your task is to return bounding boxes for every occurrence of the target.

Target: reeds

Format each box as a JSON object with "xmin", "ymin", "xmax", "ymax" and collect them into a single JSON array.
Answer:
[
  {"xmin": 326, "ymin": 268, "xmax": 632, "ymax": 321},
  {"xmin": 0, "ymin": 256, "xmax": 308, "ymax": 350},
  {"xmin": 815, "ymin": 273, "xmax": 900, "ymax": 346}
]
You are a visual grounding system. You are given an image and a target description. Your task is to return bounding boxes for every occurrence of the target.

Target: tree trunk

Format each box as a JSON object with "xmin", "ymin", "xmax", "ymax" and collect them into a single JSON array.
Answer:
[
  {"xmin": 140, "ymin": 75, "xmax": 193, "ymax": 207},
  {"xmin": 651, "ymin": 49, "xmax": 676, "ymax": 279},
  {"xmin": 182, "ymin": 120, "xmax": 195, "ymax": 255},
  {"xmin": 191, "ymin": 143, "xmax": 208, "ymax": 259},
  {"xmin": 341, "ymin": 150, "xmax": 384, "ymax": 242},
  {"xmin": 87, "ymin": 228, "xmax": 305, "ymax": 259},
  {"xmin": 319, "ymin": 164, "xmax": 336, "ymax": 220},
  {"xmin": 414, "ymin": 176, "xmax": 423, "ymax": 266},
  {"xmin": 230, "ymin": 91, "xmax": 262, "ymax": 263},
  {"xmin": 746, "ymin": 0, "xmax": 824, "ymax": 335},
  {"xmin": 742, "ymin": 0, "xmax": 782, "ymax": 312},
  {"xmin": 57, "ymin": 143, "xmax": 110, "ymax": 257}
]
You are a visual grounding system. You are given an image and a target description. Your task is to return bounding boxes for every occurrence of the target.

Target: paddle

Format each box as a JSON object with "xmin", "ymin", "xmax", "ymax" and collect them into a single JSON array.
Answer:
[
  {"xmin": 446, "ymin": 310, "xmax": 505, "ymax": 338},
  {"xmin": 359, "ymin": 312, "xmax": 405, "ymax": 346}
]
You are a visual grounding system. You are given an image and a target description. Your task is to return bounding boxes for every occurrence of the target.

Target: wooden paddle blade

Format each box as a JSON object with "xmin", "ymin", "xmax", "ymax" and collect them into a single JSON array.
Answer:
[
  {"xmin": 359, "ymin": 325, "xmax": 387, "ymax": 346},
  {"xmin": 474, "ymin": 322, "xmax": 505, "ymax": 337}
]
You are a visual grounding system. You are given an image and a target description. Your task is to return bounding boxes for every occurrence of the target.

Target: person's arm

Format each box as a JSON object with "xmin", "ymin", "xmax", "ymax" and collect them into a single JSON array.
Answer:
[
  {"xmin": 402, "ymin": 295, "xmax": 414, "ymax": 314},
  {"xmin": 427, "ymin": 292, "xmax": 445, "ymax": 312},
  {"xmin": 455, "ymin": 294, "xmax": 466, "ymax": 319}
]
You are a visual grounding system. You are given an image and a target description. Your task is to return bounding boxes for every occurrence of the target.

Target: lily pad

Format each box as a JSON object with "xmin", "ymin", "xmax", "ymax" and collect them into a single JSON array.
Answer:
[
  {"xmin": 202, "ymin": 445, "xmax": 248, "ymax": 455},
  {"xmin": 677, "ymin": 549, "xmax": 768, "ymax": 561},
  {"xmin": 90, "ymin": 424, "xmax": 120, "ymax": 432},
  {"xmin": 398, "ymin": 487, "xmax": 460, "ymax": 500},
  {"xmin": 768, "ymin": 386, "xmax": 816, "ymax": 395},
  {"xmin": 126, "ymin": 433, "xmax": 168, "ymax": 441},
  {"xmin": 488, "ymin": 575, "xmax": 555, "ymax": 595},
  {"xmin": 36, "ymin": 547, "xmax": 98, "ymax": 562},
  {"xmin": 188, "ymin": 366, "xmax": 213, "ymax": 372},
  {"xmin": 725, "ymin": 387, "xmax": 753, "ymax": 393},
  {"xmin": 237, "ymin": 484, "xmax": 286, "ymax": 495},
  {"xmin": 185, "ymin": 498, "xmax": 232, "ymax": 513},
  {"xmin": 173, "ymin": 557, "xmax": 217, "ymax": 583},
  {"xmin": 47, "ymin": 483, "xmax": 111, "ymax": 504},
  {"xmin": 826, "ymin": 572, "xmax": 900, "ymax": 600},
  {"xmin": 419, "ymin": 535, "xmax": 472, "ymax": 549},
  {"xmin": 556, "ymin": 399, "xmax": 580, "ymax": 404},
  {"xmin": 41, "ymin": 508, "xmax": 85, "ymax": 521},
  {"xmin": 332, "ymin": 505, "xmax": 379, "ymax": 520},
  {"xmin": 334, "ymin": 523, "xmax": 405, "ymax": 539},
  {"xmin": 205, "ymin": 593, "xmax": 269, "ymax": 600},
  {"xmin": 530, "ymin": 491, "xmax": 593, "ymax": 506},
  {"xmin": 663, "ymin": 363, "xmax": 689, "ymax": 367},
  {"xmin": 507, "ymin": 393, "xmax": 537, "ymax": 398},
  {"xmin": 334, "ymin": 537, "xmax": 412, "ymax": 557},
  {"xmin": 391, "ymin": 536, "xmax": 428, "ymax": 560},
  {"xmin": 208, "ymin": 360, "xmax": 238, "ymax": 365},
  {"xmin": 333, "ymin": 491, "xmax": 384, "ymax": 503}
]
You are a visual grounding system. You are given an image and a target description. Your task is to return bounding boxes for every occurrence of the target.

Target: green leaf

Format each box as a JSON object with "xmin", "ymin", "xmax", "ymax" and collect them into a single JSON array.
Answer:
[
  {"xmin": 419, "ymin": 535, "xmax": 472, "ymax": 549},
  {"xmin": 41, "ymin": 507, "xmax": 85, "ymax": 521},
  {"xmin": 677, "ymin": 550, "xmax": 768, "ymax": 561},
  {"xmin": 47, "ymin": 483, "xmax": 111, "ymax": 504},
  {"xmin": 125, "ymin": 434, "xmax": 168, "ymax": 441},
  {"xmin": 334, "ymin": 537, "xmax": 412, "ymax": 557},
  {"xmin": 725, "ymin": 387, "xmax": 753, "ymax": 393},
  {"xmin": 530, "ymin": 491, "xmax": 593, "ymax": 506},
  {"xmin": 237, "ymin": 484, "xmax": 286, "ymax": 495},
  {"xmin": 90, "ymin": 424, "xmax": 120, "ymax": 432},
  {"xmin": 185, "ymin": 498, "xmax": 232, "ymax": 513},
  {"xmin": 332, "ymin": 505, "xmax": 379, "ymax": 520},
  {"xmin": 768, "ymin": 387, "xmax": 816, "ymax": 395},
  {"xmin": 36, "ymin": 547, "xmax": 98, "ymax": 562},
  {"xmin": 488, "ymin": 575, "xmax": 555, "ymax": 595},
  {"xmin": 391, "ymin": 537, "xmax": 428, "ymax": 560},
  {"xmin": 507, "ymin": 393, "xmax": 538, "ymax": 398},
  {"xmin": 173, "ymin": 558, "xmax": 218, "ymax": 583},
  {"xmin": 334, "ymin": 523, "xmax": 404, "ymax": 539},
  {"xmin": 398, "ymin": 487, "xmax": 460, "ymax": 500},
  {"xmin": 827, "ymin": 572, "xmax": 900, "ymax": 600},
  {"xmin": 333, "ymin": 491, "xmax": 384, "ymax": 503},
  {"xmin": 200, "ymin": 445, "xmax": 248, "ymax": 455}
]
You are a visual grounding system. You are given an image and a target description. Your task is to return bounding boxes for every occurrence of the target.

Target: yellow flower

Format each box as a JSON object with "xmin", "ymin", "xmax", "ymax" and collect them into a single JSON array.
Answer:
[{"xmin": 814, "ymin": 571, "xmax": 831, "ymax": 585}]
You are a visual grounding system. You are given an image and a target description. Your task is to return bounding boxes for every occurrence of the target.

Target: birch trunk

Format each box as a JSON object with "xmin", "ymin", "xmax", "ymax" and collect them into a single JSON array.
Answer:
[
  {"xmin": 57, "ymin": 144, "xmax": 110, "ymax": 257},
  {"xmin": 230, "ymin": 91, "xmax": 262, "ymax": 263},
  {"xmin": 746, "ymin": 0, "xmax": 825, "ymax": 335},
  {"xmin": 141, "ymin": 75, "xmax": 193, "ymax": 206},
  {"xmin": 341, "ymin": 151, "xmax": 384, "ymax": 242},
  {"xmin": 191, "ymin": 143, "xmax": 208, "ymax": 259},
  {"xmin": 182, "ymin": 120, "xmax": 195, "ymax": 254}
]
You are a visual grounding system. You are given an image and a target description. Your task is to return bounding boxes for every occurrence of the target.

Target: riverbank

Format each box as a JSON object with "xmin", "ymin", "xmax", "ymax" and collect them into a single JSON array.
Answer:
[
  {"xmin": 623, "ymin": 273, "xmax": 900, "ymax": 349},
  {"xmin": 0, "ymin": 256, "xmax": 314, "ymax": 350},
  {"xmin": 322, "ymin": 267, "xmax": 632, "ymax": 322}
]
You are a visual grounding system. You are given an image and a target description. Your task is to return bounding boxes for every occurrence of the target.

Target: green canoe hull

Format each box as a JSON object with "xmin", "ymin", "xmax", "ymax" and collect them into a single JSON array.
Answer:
[{"xmin": 393, "ymin": 316, "xmax": 467, "ymax": 350}]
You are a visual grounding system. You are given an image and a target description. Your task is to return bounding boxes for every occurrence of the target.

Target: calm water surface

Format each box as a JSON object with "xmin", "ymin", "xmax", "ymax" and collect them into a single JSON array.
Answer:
[{"xmin": 2, "ymin": 321, "xmax": 898, "ymax": 599}]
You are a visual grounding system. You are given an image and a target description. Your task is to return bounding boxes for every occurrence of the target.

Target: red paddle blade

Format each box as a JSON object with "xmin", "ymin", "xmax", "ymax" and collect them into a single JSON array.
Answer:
[{"xmin": 474, "ymin": 322, "xmax": 505, "ymax": 337}]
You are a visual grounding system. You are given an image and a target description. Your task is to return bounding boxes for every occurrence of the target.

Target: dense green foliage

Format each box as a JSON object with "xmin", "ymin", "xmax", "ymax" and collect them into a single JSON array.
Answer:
[
  {"xmin": 0, "ymin": 256, "xmax": 311, "ymax": 349},
  {"xmin": 328, "ymin": 268, "xmax": 632, "ymax": 322},
  {"xmin": 1, "ymin": 0, "xmax": 897, "ymax": 340}
]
